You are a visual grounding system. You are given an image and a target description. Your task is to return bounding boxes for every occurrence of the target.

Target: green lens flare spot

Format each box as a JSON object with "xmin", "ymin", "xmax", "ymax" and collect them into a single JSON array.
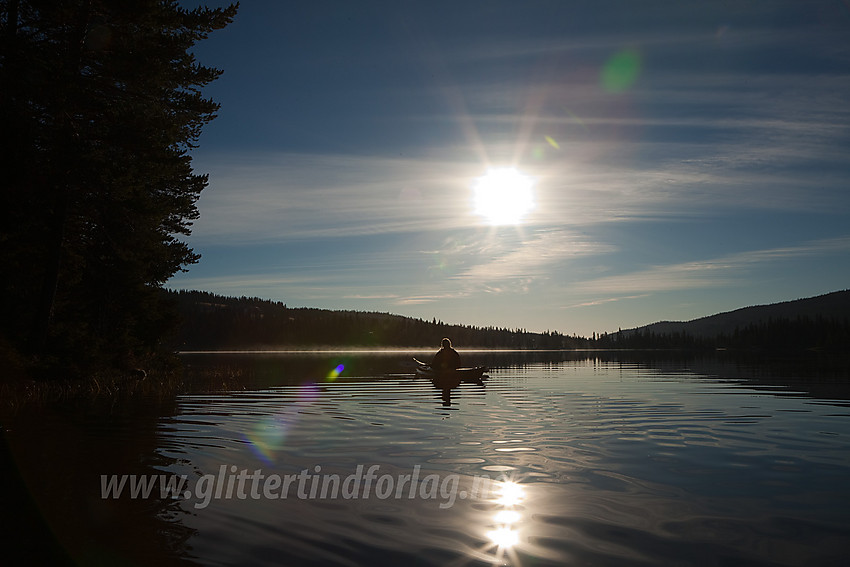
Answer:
[{"xmin": 601, "ymin": 49, "xmax": 642, "ymax": 93}]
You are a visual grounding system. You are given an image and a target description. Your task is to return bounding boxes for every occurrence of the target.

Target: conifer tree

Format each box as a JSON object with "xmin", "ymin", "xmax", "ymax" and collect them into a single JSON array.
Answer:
[{"xmin": 0, "ymin": 0, "xmax": 238, "ymax": 374}]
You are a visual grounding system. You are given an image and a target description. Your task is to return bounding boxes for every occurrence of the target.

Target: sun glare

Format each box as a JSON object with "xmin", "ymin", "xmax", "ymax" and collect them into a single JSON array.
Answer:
[
  {"xmin": 472, "ymin": 168, "xmax": 534, "ymax": 226},
  {"xmin": 486, "ymin": 526, "xmax": 519, "ymax": 549},
  {"xmin": 495, "ymin": 481, "xmax": 525, "ymax": 507}
]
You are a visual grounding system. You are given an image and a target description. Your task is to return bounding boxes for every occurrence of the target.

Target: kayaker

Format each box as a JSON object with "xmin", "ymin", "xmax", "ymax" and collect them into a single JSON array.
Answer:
[{"xmin": 432, "ymin": 337, "xmax": 461, "ymax": 371}]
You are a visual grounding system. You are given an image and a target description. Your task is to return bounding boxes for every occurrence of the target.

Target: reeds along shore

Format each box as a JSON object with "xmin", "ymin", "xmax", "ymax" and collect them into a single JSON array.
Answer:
[{"xmin": 0, "ymin": 366, "xmax": 248, "ymax": 414}]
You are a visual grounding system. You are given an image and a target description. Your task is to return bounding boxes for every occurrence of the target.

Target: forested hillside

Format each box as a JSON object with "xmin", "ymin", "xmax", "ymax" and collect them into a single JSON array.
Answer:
[
  {"xmin": 170, "ymin": 290, "xmax": 588, "ymax": 350},
  {"xmin": 600, "ymin": 290, "xmax": 850, "ymax": 351},
  {"xmin": 171, "ymin": 289, "xmax": 850, "ymax": 352}
]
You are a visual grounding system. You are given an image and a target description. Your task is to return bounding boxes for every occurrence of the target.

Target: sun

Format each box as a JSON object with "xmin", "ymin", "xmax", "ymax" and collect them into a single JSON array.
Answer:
[{"xmin": 472, "ymin": 168, "xmax": 535, "ymax": 226}]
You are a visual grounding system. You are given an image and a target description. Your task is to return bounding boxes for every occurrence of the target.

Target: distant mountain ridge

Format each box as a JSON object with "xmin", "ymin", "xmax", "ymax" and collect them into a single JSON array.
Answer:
[{"xmin": 621, "ymin": 290, "xmax": 850, "ymax": 339}]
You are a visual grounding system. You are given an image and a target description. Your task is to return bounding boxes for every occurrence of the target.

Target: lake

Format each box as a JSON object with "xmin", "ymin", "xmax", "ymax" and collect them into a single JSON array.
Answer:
[{"xmin": 3, "ymin": 350, "xmax": 850, "ymax": 566}]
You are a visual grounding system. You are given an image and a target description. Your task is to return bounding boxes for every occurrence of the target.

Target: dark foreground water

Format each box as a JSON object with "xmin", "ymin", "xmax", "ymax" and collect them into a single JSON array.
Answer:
[{"xmin": 3, "ymin": 351, "xmax": 850, "ymax": 566}]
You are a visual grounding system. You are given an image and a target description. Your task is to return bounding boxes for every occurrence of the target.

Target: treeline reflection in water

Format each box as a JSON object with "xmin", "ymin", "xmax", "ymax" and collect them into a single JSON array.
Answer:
[
  {"xmin": 180, "ymin": 348, "xmax": 850, "ymax": 400},
  {"xmin": 2, "ymin": 350, "xmax": 849, "ymax": 566}
]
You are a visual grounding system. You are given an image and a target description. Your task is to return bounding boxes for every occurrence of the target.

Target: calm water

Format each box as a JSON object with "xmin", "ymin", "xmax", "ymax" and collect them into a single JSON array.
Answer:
[{"xmin": 3, "ymin": 351, "xmax": 850, "ymax": 566}]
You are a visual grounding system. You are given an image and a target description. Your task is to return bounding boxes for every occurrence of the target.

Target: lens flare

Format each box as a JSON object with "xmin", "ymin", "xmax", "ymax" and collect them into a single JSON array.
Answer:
[
  {"xmin": 245, "ymin": 383, "xmax": 320, "ymax": 463},
  {"xmin": 531, "ymin": 145, "xmax": 545, "ymax": 160},
  {"xmin": 327, "ymin": 364, "xmax": 344, "ymax": 380},
  {"xmin": 601, "ymin": 49, "xmax": 642, "ymax": 92},
  {"xmin": 246, "ymin": 414, "xmax": 291, "ymax": 463}
]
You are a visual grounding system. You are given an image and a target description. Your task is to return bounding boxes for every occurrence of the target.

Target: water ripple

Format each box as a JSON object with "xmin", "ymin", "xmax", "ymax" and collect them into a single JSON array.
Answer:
[{"xmin": 152, "ymin": 356, "xmax": 850, "ymax": 566}]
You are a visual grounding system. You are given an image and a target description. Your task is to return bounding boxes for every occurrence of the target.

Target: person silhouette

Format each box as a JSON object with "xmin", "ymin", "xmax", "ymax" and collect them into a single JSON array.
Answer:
[{"xmin": 432, "ymin": 337, "xmax": 461, "ymax": 372}]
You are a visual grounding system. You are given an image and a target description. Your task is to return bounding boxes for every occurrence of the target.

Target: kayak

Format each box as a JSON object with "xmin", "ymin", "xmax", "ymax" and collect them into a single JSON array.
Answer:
[{"xmin": 413, "ymin": 359, "xmax": 488, "ymax": 388}]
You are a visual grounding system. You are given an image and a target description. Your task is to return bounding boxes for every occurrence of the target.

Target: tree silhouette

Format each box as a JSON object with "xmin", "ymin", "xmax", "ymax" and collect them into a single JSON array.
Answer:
[
  {"xmin": 0, "ymin": 0, "xmax": 238, "ymax": 375},
  {"xmin": 169, "ymin": 290, "xmax": 591, "ymax": 350}
]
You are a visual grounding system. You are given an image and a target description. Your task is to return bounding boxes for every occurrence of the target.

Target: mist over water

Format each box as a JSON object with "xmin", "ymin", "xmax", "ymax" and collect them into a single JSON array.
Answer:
[{"xmin": 4, "ymin": 351, "xmax": 850, "ymax": 566}]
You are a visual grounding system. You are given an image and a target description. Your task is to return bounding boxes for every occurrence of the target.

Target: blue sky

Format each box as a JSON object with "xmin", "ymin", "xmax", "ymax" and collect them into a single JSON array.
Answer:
[{"xmin": 169, "ymin": 0, "xmax": 850, "ymax": 337}]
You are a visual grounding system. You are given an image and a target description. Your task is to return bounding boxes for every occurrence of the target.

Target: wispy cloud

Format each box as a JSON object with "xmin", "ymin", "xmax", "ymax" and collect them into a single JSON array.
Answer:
[
  {"xmin": 566, "ymin": 294, "xmax": 651, "ymax": 309},
  {"xmin": 395, "ymin": 292, "xmax": 469, "ymax": 305},
  {"xmin": 576, "ymin": 237, "xmax": 850, "ymax": 295},
  {"xmin": 187, "ymin": 54, "xmax": 850, "ymax": 244},
  {"xmin": 342, "ymin": 293, "xmax": 400, "ymax": 300},
  {"xmin": 188, "ymin": 152, "xmax": 486, "ymax": 243},
  {"xmin": 167, "ymin": 273, "xmax": 319, "ymax": 293},
  {"xmin": 453, "ymin": 229, "xmax": 615, "ymax": 284},
  {"xmin": 166, "ymin": 1, "xmax": 850, "ymax": 338}
]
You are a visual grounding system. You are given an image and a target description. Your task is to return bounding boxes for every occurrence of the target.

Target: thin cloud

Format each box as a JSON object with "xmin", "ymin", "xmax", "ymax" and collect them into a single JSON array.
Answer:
[
  {"xmin": 395, "ymin": 291, "xmax": 471, "ymax": 305},
  {"xmin": 167, "ymin": 274, "xmax": 318, "ymax": 292},
  {"xmin": 185, "ymin": 59, "xmax": 850, "ymax": 244},
  {"xmin": 187, "ymin": 152, "xmax": 484, "ymax": 243},
  {"xmin": 566, "ymin": 294, "xmax": 651, "ymax": 309},
  {"xmin": 577, "ymin": 237, "xmax": 850, "ymax": 295},
  {"xmin": 454, "ymin": 230, "xmax": 616, "ymax": 285}
]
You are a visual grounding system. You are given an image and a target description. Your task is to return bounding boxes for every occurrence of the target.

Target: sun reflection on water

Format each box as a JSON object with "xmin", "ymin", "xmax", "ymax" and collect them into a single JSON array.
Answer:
[
  {"xmin": 493, "ymin": 510, "xmax": 521, "ymax": 524},
  {"xmin": 494, "ymin": 480, "xmax": 525, "ymax": 507},
  {"xmin": 486, "ymin": 525, "xmax": 519, "ymax": 549},
  {"xmin": 481, "ymin": 478, "xmax": 526, "ymax": 564}
]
